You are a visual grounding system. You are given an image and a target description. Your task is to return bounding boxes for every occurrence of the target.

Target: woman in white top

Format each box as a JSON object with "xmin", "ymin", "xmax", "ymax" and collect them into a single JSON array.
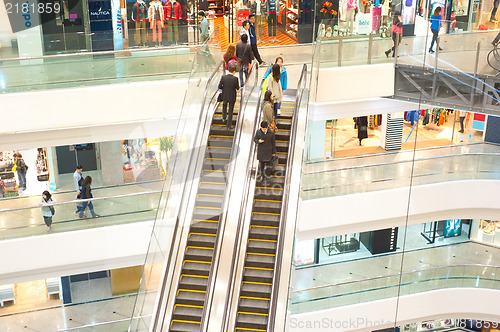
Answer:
[
  {"xmin": 40, "ymin": 190, "xmax": 55, "ymax": 231},
  {"xmin": 266, "ymin": 64, "xmax": 283, "ymax": 122}
]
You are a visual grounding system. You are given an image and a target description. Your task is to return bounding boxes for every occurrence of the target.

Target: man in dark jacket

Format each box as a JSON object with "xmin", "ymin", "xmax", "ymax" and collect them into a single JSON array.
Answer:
[
  {"xmin": 236, "ymin": 33, "xmax": 254, "ymax": 87},
  {"xmin": 254, "ymin": 121, "xmax": 276, "ymax": 182},
  {"xmin": 218, "ymin": 63, "xmax": 240, "ymax": 130},
  {"xmin": 248, "ymin": 14, "xmax": 265, "ymax": 65}
]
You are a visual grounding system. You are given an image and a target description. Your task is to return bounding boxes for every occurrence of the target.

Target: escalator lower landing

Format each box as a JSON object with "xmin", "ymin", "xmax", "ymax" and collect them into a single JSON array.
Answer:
[
  {"xmin": 234, "ymin": 92, "xmax": 296, "ymax": 332},
  {"xmin": 169, "ymin": 102, "xmax": 240, "ymax": 332}
]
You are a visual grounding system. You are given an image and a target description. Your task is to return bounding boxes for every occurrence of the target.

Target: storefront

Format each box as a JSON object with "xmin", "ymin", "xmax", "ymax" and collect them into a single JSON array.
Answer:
[
  {"xmin": 294, "ymin": 220, "xmax": 470, "ymax": 266},
  {"xmin": 470, "ymin": 219, "xmax": 500, "ymax": 247}
]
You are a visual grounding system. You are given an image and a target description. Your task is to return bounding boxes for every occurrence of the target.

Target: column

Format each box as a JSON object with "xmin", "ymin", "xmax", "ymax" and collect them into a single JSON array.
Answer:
[
  {"xmin": 98, "ymin": 141, "xmax": 125, "ymax": 186},
  {"xmin": 380, "ymin": 112, "xmax": 403, "ymax": 151},
  {"xmin": 306, "ymin": 120, "xmax": 326, "ymax": 161}
]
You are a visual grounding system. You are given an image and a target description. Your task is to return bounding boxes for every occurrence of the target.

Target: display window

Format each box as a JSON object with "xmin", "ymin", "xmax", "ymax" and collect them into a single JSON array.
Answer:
[{"xmin": 470, "ymin": 219, "xmax": 500, "ymax": 247}]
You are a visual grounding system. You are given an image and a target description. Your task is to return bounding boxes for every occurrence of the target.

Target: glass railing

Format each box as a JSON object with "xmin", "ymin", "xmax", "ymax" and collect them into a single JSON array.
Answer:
[
  {"xmin": 0, "ymin": 190, "xmax": 162, "ymax": 240},
  {"xmin": 291, "ymin": 264, "xmax": 500, "ymax": 314},
  {"xmin": 301, "ymin": 152, "xmax": 500, "ymax": 200},
  {"xmin": 128, "ymin": 26, "xmax": 223, "ymax": 331}
]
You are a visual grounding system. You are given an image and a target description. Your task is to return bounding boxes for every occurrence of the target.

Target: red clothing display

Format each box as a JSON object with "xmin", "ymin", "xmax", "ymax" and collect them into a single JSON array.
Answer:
[{"xmin": 165, "ymin": 1, "xmax": 182, "ymax": 20}]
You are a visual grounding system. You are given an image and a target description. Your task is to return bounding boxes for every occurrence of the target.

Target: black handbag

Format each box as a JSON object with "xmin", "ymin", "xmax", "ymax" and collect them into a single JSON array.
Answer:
[
  {"xmin": 217, "ymin": 92, "xmax": 223, "ymax": 102},
  {"xmin": 49, "ymin": 205, "xmax": 55, "ymax": 216}
]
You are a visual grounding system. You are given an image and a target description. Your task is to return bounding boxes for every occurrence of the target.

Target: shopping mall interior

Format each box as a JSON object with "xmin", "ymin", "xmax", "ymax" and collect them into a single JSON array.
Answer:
[{"xmin": 1, "ymin": 0, "xmax": 500, "ymax": 330}]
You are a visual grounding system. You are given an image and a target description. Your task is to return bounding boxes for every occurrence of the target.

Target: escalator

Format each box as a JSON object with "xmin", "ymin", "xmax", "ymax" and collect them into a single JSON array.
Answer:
[
  {"xmin": 169, "ymin": 101, "xmax": 240, "ymax": 331},
  {"xmin": 233, "ymin": 91, "xmax": 297, "ymax": 332}
]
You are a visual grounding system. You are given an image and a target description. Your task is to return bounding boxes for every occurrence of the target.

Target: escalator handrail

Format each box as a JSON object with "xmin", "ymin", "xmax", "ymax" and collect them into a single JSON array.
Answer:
[
  {"xmin": 199, "ymin": 60, "xmax": 260, "ymax": 331},
  {"xmin": 217, "ymin": 63, "xmax": 271, "ymax": 332},
  {"xmin": 267, "ymin": 64, "xmax": 308, "ymax": 332},
  {"xmin": 146, "ymin": 57, "xmax": 225, "ymax": 330}
]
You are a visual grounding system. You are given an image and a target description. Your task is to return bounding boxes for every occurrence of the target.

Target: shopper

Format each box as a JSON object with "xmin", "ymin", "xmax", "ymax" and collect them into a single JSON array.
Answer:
[
  {"xmin": 218, "ymin": 63, "xmax": 240, "ymax": 130},
  {"xmin": 429, "ymin": 7, "xmax": 443, "ymax": 54},
  {"xmin": 248, "ymin": 15, "xmax": 265, "ymax": 66},
  {"xmin": 262, "ymin": 90, "xmax": 275, "ymax": 128},
  {"xmin": 73, "ymin": 165, "xmax": 85, "ymax": 216},
  {"xmin": 199, "ymin": 11, "xmax": 210, "ymax": 43},
  {"xmin": 13, "ymin": 152, "xmax": 28, "ymax": 191},
  {"xmin": 78, "ymin": 176, "xmax": 99, "ymax": 219},
  {"xmin": 263, "ymin": 57, "xmax": 287, "ymax": 90},
  {"xmin": 240, "ymin": 20, "xmax": 251, "ymax": 43},
  {"xmin": 492, "ymin": 0, "xmax": 500, "ymax": 22},
  {"xmin": 459, "ymin": 111, "xmax": 467, "ymax": 133},
  {"xmin": 223, "ymin": 44, "xmax": 238, "ymax": 71},
  {"xmin": 385, "ymin": 15, "xmax": 402, "ymax": 58},
  {"xmin": 236, "ymin": 33, "xmax": 254, "ymax": 87},
  {"xmin": 356, "ymin": 116, "xmax": 369, "ymax": 145},
  {"xmin": 40, "ymin": 190, "xmax": 55, "ymax": 231},
  {"xmin": 266, "ymin": 64, "xmax": 283, "ymax": 121},
  {"xmin": 254, "ymin": 121, "xmax": 276, "ymax": 182}
]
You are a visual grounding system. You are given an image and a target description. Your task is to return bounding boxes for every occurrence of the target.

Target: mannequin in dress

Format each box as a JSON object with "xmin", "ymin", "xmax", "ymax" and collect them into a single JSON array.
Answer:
[
  {"xmin": 131, "ymin": 0, "xmax": 148, "ymax": 46},
  {"xmin": 345, "ymin": 0, "xmax": 357, "ymax": 34},
  {"xmin": 165, "ymin": 0, "xmax": 182, "ymax": 44},
  {"xmin": 149, "ymin": 0, "xmax": 164, "ymax": 46}
]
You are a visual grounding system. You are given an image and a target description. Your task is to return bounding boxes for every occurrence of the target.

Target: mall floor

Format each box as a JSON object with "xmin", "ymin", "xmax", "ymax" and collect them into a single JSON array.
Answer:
[{"xmin": 325, "ymin": 113, "xmax": 484, "ymax": 158}]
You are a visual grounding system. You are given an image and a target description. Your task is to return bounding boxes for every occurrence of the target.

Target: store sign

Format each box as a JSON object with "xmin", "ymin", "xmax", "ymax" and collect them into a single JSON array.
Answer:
[
  {"xmin": 294, "ymin": 239, "xmax": 314, "ymax": 266},
  {"xmin": 444, "ymin": 219, "xmax": 462, "ymax": 238},
  {"xmin": 356, "ymin": 13, "xmax": 371, "ymax": 35},
  {"xmin": 237, "ymin": 9, "xmax": 249, "ymax": 27}
]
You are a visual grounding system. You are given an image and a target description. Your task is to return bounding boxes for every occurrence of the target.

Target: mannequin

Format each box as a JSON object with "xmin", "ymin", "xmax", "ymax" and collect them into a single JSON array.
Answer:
[
  {"xmin": 165, "ymin": 0, "xmax": 182, "ymax": 44},
  {"xmin": 132, "ymin": 0, "xmax": 148, "ymax": 46},
  {"xmin": 250, "ymin": 0, "xmax": 266, "ymax": 43},
  {"xmin": 345, "ymin": 0, "xmax": 357, "ymax": 34},
  {"xmin": 149, "ymin": 0, "xmax": 164, "ymax": 46},
  {"xmin": 266, "ymin": 0, "xmax": 278, "ymax": 42}
]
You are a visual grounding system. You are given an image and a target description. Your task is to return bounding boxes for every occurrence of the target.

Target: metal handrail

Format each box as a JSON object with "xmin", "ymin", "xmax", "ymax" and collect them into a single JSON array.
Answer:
[
  {"xmin": 267, "ymin": 64, "xmax": 308, "ymax": 331},
  {"xmin": 0, "ymin": 190, "xmax": 163, "ymax": 213},
  {"xmin": 200, "ymin": 60, "xmax": 260, "ymax": 331},
  {"xmin": 292, "ymin": 263, "xmax": 500, "ymax": 293},
  {"xmin": 303, "ymin": 152, "xmax": 500, "ymax": 175}
]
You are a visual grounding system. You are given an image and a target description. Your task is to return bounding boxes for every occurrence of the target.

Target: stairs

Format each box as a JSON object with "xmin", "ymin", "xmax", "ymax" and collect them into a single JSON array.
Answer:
[
  {"xmin": 234, "ymin": 95, "xmax": 296, "ymax": 332},
  {"xmin": 169, "ymin": 102, "xmax": 240, "ymax": 332}
]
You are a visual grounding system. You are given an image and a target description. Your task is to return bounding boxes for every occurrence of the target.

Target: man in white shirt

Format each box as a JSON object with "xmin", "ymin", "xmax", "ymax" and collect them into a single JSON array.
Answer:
[{"xmin": 240, "ymin": 20, "xmax": 251, "ymax": 43}]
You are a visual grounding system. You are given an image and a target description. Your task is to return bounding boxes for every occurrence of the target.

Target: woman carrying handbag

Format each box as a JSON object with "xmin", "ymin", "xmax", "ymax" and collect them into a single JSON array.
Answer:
[{"xmin": 262, "ymin": 91, "xmax": 278, "ymax": 133}]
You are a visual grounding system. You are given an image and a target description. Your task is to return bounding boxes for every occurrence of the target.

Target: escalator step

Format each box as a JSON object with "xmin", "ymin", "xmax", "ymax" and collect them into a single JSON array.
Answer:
[
  {"xmin": 179, "ymin": 275, "xmax": 209, "ymax": 291},
  {"xmin": 170, "ymin": 320, "xmax": 201, "ymax": 332},
  {"xmin": 254, "ymin": 187, "xmax": 284, "ymax": 200},
  {"xmin": 276, "ymin": 119, "xmax": 292, "ymax": 130},
  {"xmin": 207, "ymin": 137, "xmax": 233, "ymax": 148},
  {"xmin": 276, "ymin": 141, "xmax": 289, "ymax": 152},
  {"xmin": 176, "ymin": 290, "xmax": 206, "ymax": 306},
  {"xmin": 247, "ymin": 239, "xmax": 277, "ymax": 254},
  {"xmin": 277, "ymin": 153, "xmax": 288, "ymax": 164},
  {"xmin": 249, "ymin": 225, "xmax": 279, "ymax": 241},
  {"xmin": 255, "ymin": 176, "xmax": 285, "ymax": 187},
  {"xmin": 236, "ymin": 312, "xmax": 268, "ymax": 330},
  {"xmin": 193, "ymin": 206, "xmax": 222, "ymax": 217},
  {"xmin": 198, "ymin": 181, "xmax": 226, "ymax": 194},
  {"xmin": 185, "ymin": 247, "xmax": 214, "ymax": 262},
  {"xmin": 182, "ymin": 261, "xmax": 212, "ymax": 276},
  {"xmin": 253, "ymin": 201, "xmax": 282, "ymax": 214},
  {"xmin": 187, "ymin": 233, "xmax": 216, "ymax": 248},
  {"xmin": 195, "ymin": 194, "xmax": 224, "ymax": 208},
  {"xmin": 205, "ymin": 147, "xmax": 232, "ymax": 159},
  {"xmin": 172, "ymin": 305, "xmax": 204, "ymax": 322},
  {"xmin": 201, "ymin": 158, "xmax": 230, "ymax": 170},
  {"xmin": 241, "ymin": 282, "xmax": 272, "ymax": 298},
  {"xmin": 190, "ymin": 220, "xmax": 219, "ymax": 234},
  {"xmin": 239, "ymin": 297, "xmax": 270, "ymax": 314},
  {"xmin": 274, "ymin": 131, "xmax": 291, "ymax": 141},
  {"xmin": 250, "ymin": 213, "xmax": 280, "ymax": 226},
  {"xmin": 243, "ymin": 267, "xmax": 274, "ymax": 283},
  {"xmin": 245, "ymin": 253, "xmax": 275, "ymax": 269},
  {"xmin": 210, "ymin": 127, "xmax": 236, "ymax": 137}
]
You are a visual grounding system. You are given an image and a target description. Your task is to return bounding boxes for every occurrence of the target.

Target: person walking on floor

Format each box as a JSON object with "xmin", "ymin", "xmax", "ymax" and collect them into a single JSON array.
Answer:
[
  {"xmin": 266, "ymin": 64, "xmax": 283, "ymax": 121},
  {"xmin": 40, "ymin": 190, "xmax": 55, "ymax": 231},
  {"xmin": 254, "ymin": 121, "xmax": 276, "ymax": 183},
  {"xmin": 263, "ymin": 57, "xmax": 287, "ymax": 90},
  {"xmin": 13, "ymin": 153, "xmax": 28, "ymax": 191},
  {"xmin": 223, "ymin": 44, "xmax": 238, "ymax": 71},
  {"xmin": 240, "ymin": 20, "xmax": 251, "ymax": 44},
  {"xmin": 199, "ymin": 11, "xmax": 210, "ymax": 43},
  {"xmin": 459, "ymin": 111, "xmax": 467, "ymax": 133},
  {"xmin": 73, "ymin": 165, "xmax": 86, "ymax": 217},
  {"xmin": 429, "ymin": 7, "xmax": 443, "ymax": 54},
  {"xmin": 218, "ymin": 63, "xmax": 240, "ymax": 130},
  {"xmin": 262, "ymin": 90, "xmax": 276, "ymax": 129},
  {"xmin": 248, "ymin": 15, "xmax": 266, "ymax": 66},
  {"xmin": 78, "ymin": 176, "xmax": 100, "ymax": 219},
  {"xmin": 385, "ymin": 15, "xmax": 402, "ymax": 58},
  {"xmin": 356, "ymin": 116, "xmax": 368, "ymax": 145},
  {"xmin": 236, "ymin": 33, "xmax": 254, "ymax": 87}
]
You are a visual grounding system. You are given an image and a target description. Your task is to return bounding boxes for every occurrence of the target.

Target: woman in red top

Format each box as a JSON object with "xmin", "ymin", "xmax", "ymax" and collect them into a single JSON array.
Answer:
[
  {"xmin": 223, "ymin": 44, "xmax": 237, "ymax": 71},
  {"xmin": 385, "ymin": 15, "xmax": 403, "ymax": 58}
]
